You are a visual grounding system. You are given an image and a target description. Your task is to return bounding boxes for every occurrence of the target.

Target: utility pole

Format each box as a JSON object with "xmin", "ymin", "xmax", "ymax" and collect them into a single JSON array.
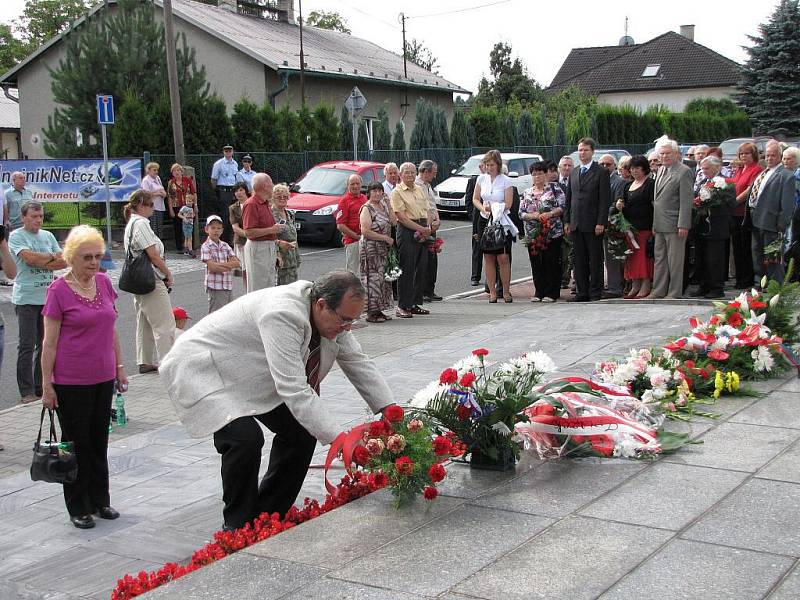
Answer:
[
  {"xmin": 164, "ymin": 0, "xmax": 185, "ymax": 166},
  {"xmin": 299, "ymin": 0, "xmax": 306, "ymax": 106},
  {"xmin": 398, "ymin": 12, "xmax": 409, "ymax": 118}
]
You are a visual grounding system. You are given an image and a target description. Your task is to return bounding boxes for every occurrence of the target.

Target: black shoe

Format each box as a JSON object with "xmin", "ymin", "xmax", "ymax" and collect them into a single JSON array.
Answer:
[
  {"xmin": 567, "ymin": 297, "xmax": 590, "ymax": 303},
  {"xmin": 222, "ymin": 523, "xmax": 237, "ymax": 532},
  {"xmin": 94, "ymin": 506, "xmax": 120, "ymax": 520},
  {"xmin": 704, "ymin": 291, "xmax": 725, "ymax": 299},
  {"xmin": 601, "ymin": 291, "xmax": 622, "ymax": 299},
  {"xmin": 470, "ymin": 279, "xmax": 480, "ymax": 286},
  {"xmin": 71, "ymin": 515, "xmax": 95, "ymax": 529},
  {"xmin": 424, "ymin": 293, "xmax": 443, "ymax": 301},
  {"xmin": 689, "ymin": 288, "xmax": 707, "ymax": 298},
  {"xmin": 138, "ymin": 364, "xmax": 158, "ymax": 374}
]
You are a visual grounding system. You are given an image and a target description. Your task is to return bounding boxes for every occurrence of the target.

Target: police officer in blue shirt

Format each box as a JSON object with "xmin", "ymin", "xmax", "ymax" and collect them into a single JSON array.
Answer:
[
  {"xmin": 210, "ymin": 144, "xmax": 238, "ymax": 244},
  {"xmin": 235, "ymin": 155, "xmax": 256, "ymax": 192}
]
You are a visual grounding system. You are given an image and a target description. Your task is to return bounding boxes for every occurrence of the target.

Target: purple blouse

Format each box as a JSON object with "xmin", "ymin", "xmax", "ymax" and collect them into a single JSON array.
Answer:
[{"xmin": 42, "ymin": 273, "xmax": 118, "ymax": 385}]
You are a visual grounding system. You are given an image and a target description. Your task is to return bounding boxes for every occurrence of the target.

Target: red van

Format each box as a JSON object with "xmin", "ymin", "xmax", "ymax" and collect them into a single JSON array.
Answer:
[{"xmin": 288, "ymin": 160, "xmax": 385, "ymax": 245}]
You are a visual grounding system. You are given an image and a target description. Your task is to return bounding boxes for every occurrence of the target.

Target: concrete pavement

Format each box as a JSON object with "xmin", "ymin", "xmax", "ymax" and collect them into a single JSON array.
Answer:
[{"xmin": 2, "ymin": 283, "xmax": 798, "ymax": 599}]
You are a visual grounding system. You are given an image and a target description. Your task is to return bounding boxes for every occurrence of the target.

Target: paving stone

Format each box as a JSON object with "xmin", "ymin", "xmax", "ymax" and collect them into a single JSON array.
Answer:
[
  {"xmin": 663, "ymin": 421, "xmax": 799, "ymax": 472},
  {"xmin": 730, "ymin": 391, "xmax": 800, "ymax": 429},
  {"xmin": 755, "ymin": 440, "xmax": 800, "ymax": 484},
  {"xmin": 453, "ymin": 516, "xmax": 673, "ymax": 600},
  {"xmin": 0, "ymin": 580, "xmax": 84, "ymax": 600},
  {"xmin": 145, "ymin": 553, "xmax": 328, "ymax": 600},
  {"xmin": 435, "ymin": 455, "xmax": 542, "ymax": 500},
  {"xmin": 579, "ymin": 462, "xmax": 747, "ymax": 530},
  {"xmin": 776, "ymin": 376, "xmax": 800, "ymax": 393},
  {"xmin": 599, "ymin": 539, "xmax": 793, "ymax": 600},
  {"xmin": 282, "ymin": 579, "xmax": 426, "ymax": 600},
  {"xmin": 769, "ymin": 564, "xmax": 800, "ymax": 600},
  {"xmin": 682, "ymin": 478, "xmax": 800, "ymax": 556},
  {"xmin": 471, "ymin": 458, "xmax": 645, "ymax": 518},
  {"xmin": 87, "ymin": 521, "xmax": 208, "ymax": 563},
  {"xmin": 329, "ymin": 505, "xmax": 553, "ymax": 596},
  {"xmin": 246, "ymin": 491, "xmax": 464, "ymax": 568}
]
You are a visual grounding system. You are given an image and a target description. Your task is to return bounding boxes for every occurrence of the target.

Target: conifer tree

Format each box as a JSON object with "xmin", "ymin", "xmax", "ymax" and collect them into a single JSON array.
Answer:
[
  {"xmin": 259, "ymin": 104, "xmax": 281, "ymax": 152},
  {"xmin": 312, "ymin": 104, "xmax": 339, "ymax": 151},
  {"xmin": 357, "ymin": 121, "xmax": 369, "ymax": 153},
  {"xmin": 516, "ymin": 110, "xmax": 536, "ymax": 147},
  {"xmin": 374, "ymin": 107, "xmax": 392, "ymax": 149},
  {"xmin": 433, "ymin": 107, "xmax": 450, "ymax": 148},
  {"xmin": 450, "ymin": 110, "xmax": 470, "ymax": 148},
  {"xmin": 277, "ymin": 105, "xmax": 302, "ymax": 152},
  {"xmin": 339, "ymin": 105, "xmax": 353, "ymax": 152},
  {"xmin": 737, "ymin": 0, "xmax": 800, "ymax": 134},
  {"xmin": 392, "ymin": 121, "xmax": 406, "ymax": 151},
  {"xmin": 231, "ymin": 98, "xmax": 263, "ymax": 152}
]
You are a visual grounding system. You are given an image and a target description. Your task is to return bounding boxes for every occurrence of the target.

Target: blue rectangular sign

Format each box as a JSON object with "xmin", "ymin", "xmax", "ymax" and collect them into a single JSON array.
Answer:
[
  {"xmin": 96, "ymin": 94, "xmax": 114, "ymax": 125},
  {"xmin": 0, "ymin": 158, "xmax": 142, "ymax": 203}
]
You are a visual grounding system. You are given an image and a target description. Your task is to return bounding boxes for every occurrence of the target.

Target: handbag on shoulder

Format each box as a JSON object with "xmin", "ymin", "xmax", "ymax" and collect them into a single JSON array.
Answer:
[
  {"xmin": 119, "ymin": 221, "xmax": 156, "ymax": 295},
  {"xmin": 480, "ymin": 217, "xmax": 507, "ymax": 252},
  {"xmin": 30, "ymin": 408, "xmax": 78, "ymax": 485}
]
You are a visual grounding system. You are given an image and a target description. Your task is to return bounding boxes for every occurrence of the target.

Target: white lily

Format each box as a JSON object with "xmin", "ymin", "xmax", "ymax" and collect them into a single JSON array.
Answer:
[
  {"xmin": 770, "ymin": 294, "xmax": 781, "ymax": 308},
  {"xmin": 761, "ymin": 275, "xmax": 768, "ymax": 289}
]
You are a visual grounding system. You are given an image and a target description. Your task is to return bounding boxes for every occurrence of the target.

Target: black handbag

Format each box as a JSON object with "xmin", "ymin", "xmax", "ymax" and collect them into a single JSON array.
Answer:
[
  {"xmin": 30, "ymin": 408, "xmax": 78, "ymax": 485},
  {"xmin": 645, "ymin": 235, "xmax": 656, "ymax": 259},
  {"xmin": 480, "ymin": 218, "xmax": 507, "ymax": 252},
  {"xmin": 119, "ymin": 221, "xmax": 156, "ymax": 295}
]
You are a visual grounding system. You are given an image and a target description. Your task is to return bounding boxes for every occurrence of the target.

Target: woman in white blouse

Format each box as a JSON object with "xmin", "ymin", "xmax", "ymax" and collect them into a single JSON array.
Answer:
[
  {"xmin": 141, "ymin": 162, "xmax": 168, "ymax": 241},
  {"xmin": 472, "ymin": 150, "xmax": 517, "ymax": 303}
]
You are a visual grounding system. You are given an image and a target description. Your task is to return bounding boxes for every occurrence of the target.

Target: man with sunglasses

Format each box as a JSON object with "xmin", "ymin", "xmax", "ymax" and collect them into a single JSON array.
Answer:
[{"xmin": 160, "ymin": 270, "xmax": 394, "ymax": 531}]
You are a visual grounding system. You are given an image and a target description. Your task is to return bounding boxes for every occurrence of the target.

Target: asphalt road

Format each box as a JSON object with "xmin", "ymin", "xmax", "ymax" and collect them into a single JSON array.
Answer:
[{"xmin": 0, "ymin": 216, "xmax": 533, "ymax": 409}]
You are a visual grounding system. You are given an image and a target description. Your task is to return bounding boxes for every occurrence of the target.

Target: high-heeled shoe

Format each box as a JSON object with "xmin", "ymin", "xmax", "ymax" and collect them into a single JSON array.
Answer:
[
  {"xmin": 488, "ymin": 296, "xmax": 498, "ymax": 303},
  {"xmin": 504, "ymin": 295, "xmax": 513, "ymax": 303}
]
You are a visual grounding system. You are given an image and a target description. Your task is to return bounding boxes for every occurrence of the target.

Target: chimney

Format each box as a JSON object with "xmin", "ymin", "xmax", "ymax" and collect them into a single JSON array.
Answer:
[
  {"xmin": 679, "ymin": 24, "xmax": 695, "ymax": 41},
  {"xmin": 276, "ymin": 0, "xmax": 295, "ymax": 23},
  {"xmin": 218, "ymin": 0, "xmax": 237, "ymax": 13}
]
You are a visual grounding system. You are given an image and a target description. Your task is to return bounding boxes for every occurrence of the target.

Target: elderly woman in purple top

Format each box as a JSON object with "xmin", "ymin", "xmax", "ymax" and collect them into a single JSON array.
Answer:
[{"xmin": 41, "ymin": 225, "xmax": 128, "ymax": 529}]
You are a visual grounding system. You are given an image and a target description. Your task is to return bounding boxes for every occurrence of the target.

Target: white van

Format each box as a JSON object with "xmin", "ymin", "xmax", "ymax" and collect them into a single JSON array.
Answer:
[{"xmin": 434, "ymin": 153, "xmax": 543, "ymax": 217}]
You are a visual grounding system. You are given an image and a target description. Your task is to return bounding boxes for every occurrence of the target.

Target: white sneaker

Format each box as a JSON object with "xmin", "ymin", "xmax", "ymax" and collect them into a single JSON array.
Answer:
[
  {"xmin": 542, "ymin": 297, "xmax": 555, "ymax": 303},
  {"xmin": 530, "ymin": 297, "xmax": 541, "ymax": 302}
]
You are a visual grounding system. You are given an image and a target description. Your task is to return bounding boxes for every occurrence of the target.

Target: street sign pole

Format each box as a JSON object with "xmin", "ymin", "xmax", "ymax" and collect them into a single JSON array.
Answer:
[
  {"xmin": 344, "ymin": 87, "xmax": 367, "ymax": 162},
  {"xmin": 97, "ymin": 94, "xmax": 116, "ymax": 270}
]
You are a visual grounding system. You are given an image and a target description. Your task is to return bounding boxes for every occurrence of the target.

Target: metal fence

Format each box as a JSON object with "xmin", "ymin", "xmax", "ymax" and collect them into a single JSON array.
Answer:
[{"xmin": 40, "ymin": 142, "xmax": 696, "ymax": 238}]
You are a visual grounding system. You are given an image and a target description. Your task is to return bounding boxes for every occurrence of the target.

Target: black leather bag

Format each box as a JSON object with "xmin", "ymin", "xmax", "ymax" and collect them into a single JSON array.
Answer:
[
  {"xmin": 480, "ymin": 218, "xmax": 507, "ymax": 252},
  {"xmin": 30, "ymin": 408, "xmax": 78, "ymax": 485},
  {"xmin": 119, "ymin": 222, "xmax": 156, "ymax": 295}
]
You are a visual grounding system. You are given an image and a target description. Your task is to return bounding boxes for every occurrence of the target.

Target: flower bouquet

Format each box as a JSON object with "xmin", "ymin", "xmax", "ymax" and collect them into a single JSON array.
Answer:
[
  {"xmin": 605, "ymin": 211, "xmax": 638, "ymax": 262},
  {"xmin": 524, "ymin": 217, "xmax": 551, "ymax": 257},
  {"xmin": 384, "ymin": 247, "xmax": 402, "ymax": 282},
  {"xmin": 763, "ymin": 234, "xmax": 785, "ymax": 266},
  {"xmin": 427, "ymin": 237, "xmax": 444, "ymax": 254},
  {"xmin": 594, "ymin": 348, "xmax": 718, "ymax": 420},
  {"xmin": 327, "ymin": 405, "xmax": 460, "ymax": 507},
  {"xmin": 694, "ymin": 176, "xmax": 736, "ymax": 211},
  {"xmin": 515, "ymin": 377, "xmax": 691, "ymax": 459},
  {"xmin": 411, "ymin": 348, "xmax": 556, "ymax": 469}
]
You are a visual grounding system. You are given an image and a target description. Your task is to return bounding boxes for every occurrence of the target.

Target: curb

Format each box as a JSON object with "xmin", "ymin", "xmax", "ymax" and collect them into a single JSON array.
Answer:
[{"xmin": 445, "ymin": 276, "xmax": 533, "ymax": 300}]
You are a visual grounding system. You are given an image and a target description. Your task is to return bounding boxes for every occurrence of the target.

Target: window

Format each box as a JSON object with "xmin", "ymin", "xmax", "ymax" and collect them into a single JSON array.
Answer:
[
  {"xmin": 359, "ymin": 169, "xmax": 374, "ymax": 190},
  {"xmin": 507, "ymin": 159, "xmax": 525, "ymax": 176},
  {"xmin": 641, "ymin": 64, "xmax": 661, "ymax": 77}
]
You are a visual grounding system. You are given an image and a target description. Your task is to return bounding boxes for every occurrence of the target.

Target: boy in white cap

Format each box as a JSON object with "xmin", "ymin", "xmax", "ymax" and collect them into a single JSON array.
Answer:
[{"xmin": 200, "ymin": 215, "xmax": 240, "ymax": 313}]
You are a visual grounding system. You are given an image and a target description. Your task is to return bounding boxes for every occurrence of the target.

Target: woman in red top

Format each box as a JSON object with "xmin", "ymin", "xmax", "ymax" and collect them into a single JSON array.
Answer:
[
  {"xmin": 730, "ymin": 142, "xmax": 763, "ymax": 289},
  {"xmin": 167, "ymin": 163, "xmax": 197, "ymax": 252}
]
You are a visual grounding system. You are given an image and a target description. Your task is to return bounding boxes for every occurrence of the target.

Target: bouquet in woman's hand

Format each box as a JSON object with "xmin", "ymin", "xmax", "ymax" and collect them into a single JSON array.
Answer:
[
  {"xmin": 524, "ymin": 217, "xmax": 551, "ymax": 256},
  {"xmin": 427, "ymin": 237, "xmax": 444, "ymax": 254},
  {"xmin": 384, "ymin": 247, "xmax": 402, "ymax": 282},
  {"xmin": 694, "ymin": 176, "xmax": 735, "ymax": 211},
  {"xmin": 605, "ymin": 212, "xmax": 638, "ymax": 262}
]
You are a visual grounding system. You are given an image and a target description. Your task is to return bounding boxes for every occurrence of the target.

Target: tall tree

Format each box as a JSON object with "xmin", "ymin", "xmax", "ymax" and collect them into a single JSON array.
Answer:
[
  {"xmin": 15, "ymin": 0, "xmax": 92, "ymax": 49},
  {"xmin": 433, "ymin": 107, "xmax": 450, "ymax": 148},
  {"xmin": 0, "ymin": 23, "xmax": 26, "ymax": 73},
  {"xmin": 276, "ymin": 105, "xmax": 302, "ymax": 151},
  {"xmin": 517, "ymin": 110, "xmax": 536, "ymax": 147},
  {"xmin": 737, "ymin": 0, "xmax": 800, "ymax": 135},
  {"xmin": 450, "ymin": 109, "xmax": 469, "ymax": 148},
  {"xmin": 392, "ymin": 121, "xmax": 406, "ymax": 151},
  {"xmin": 231, "ymin": 98, "xmax": 263, "ymax": 152},
  {"xmin": 43, "ymin": 0, "xmax": 212, "ymax": 156},
  {"xmin": 476, "ymin": 42, "xmax": 545, "ymax": 107},
  {"xmin": 374, "ymin": 107, "xmax": 392, "ymax": 149},
  {"xmin": 258, "ymin": 104, "xmax": 281, "ymax": 152},
  {"xmin": 305, "ymin": 10, "xmax": 351, "ymax": 34},
  {"xmin": 339, "ymin": 105, "xmax": 353, "ymax": 151},
  {"xmin": 312, "ymin": 104, "xmax": 339, "ymax": 151},
  {"xmin": 404, "ymin": 39, "xmax": 439, "ymax": 74},
  {"xmin": 109, "ymin": 88, "xmax": 153, "ymax": 156}
]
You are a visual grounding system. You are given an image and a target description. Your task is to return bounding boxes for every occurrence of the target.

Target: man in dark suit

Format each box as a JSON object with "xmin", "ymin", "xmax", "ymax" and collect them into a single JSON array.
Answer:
[
  {"xmin": 565, "ymin": 138, "xmax": 611, "ymax": 302},
  {"xmin": 750, "ymin": 140, "xmax": 795, "ymax": 283}
]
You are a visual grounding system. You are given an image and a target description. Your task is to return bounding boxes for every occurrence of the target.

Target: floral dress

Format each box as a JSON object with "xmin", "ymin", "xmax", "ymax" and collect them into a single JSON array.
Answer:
[
  {"xmin": 519, "ymin": 184, "xmax": 566, "ymax": 241},
  {"xmin": 359, "ymin": 201, "xmax": 393, "ymax": 313},
  {"xmin": 273, "ymin": 208, "xmax": 301, "ymax": 285}
]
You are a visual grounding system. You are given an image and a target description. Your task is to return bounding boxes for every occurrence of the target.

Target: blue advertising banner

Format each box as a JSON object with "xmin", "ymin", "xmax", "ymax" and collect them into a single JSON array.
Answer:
[{"xmin": 0, "ymin": 158, "xmax": 142, "ymax": 203}]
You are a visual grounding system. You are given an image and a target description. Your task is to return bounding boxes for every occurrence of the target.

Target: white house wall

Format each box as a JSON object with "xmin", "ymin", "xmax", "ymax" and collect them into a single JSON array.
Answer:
[{"xmin": 597, "ymin": 87, "xmax": 735, "ymax": 112}]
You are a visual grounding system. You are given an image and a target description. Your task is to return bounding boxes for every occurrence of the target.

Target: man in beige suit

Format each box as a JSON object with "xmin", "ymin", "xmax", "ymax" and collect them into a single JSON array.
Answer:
[
  {"xmin": 160, "ymin": 271, "xmax": 394, "ymax": 529},
  {"xmin": 648, "ymin": 139, "xmax": 694, "ymax": 299}
]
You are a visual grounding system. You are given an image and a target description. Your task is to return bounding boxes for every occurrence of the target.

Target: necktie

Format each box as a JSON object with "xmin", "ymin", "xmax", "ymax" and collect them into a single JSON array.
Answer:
[
  {"xmin": 749, "ymin": 169, "xmax": 769, "ymax": 208},
  {"xmin": 580, "ymin": 166, "xmax": 588, "ymax": 176},
  {"xmin": 305, "ymin": 329, "xmax": 321, "ymax": 395}
]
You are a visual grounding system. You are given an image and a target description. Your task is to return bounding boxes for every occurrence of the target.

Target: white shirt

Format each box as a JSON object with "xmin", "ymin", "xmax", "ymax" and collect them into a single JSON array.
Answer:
[
  {"xmin": 477, "ymin": 174, "xmax": 517, "ymax": 236},
  {"xmin": 755, "ymin": 166, "xmax": 777, "ymax": 201},
  {"xmin": 382, "ymin": 180, "xmax": 395, "ymax": 197}
]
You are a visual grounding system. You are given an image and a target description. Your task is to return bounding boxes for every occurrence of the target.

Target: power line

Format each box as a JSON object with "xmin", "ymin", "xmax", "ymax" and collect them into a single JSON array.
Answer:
[
  {"xmin": 406, "ymin": 0, "xmax": 512, "ymax": 20},
  {"xmin": 337, "ymin": 0, "xmax": 400, "ymax": 31}
]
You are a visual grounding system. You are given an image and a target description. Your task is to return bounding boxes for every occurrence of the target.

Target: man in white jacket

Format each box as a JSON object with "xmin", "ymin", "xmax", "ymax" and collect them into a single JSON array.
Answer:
[{"xmin": 160, "ymin": 271, "xmax": 394, "ymax": 529}]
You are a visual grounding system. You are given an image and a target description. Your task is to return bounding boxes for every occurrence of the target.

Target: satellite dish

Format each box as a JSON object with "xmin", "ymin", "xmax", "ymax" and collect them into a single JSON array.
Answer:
[{"xmin": 30, "ymin": 133, "xmax": 41, "ymax": 146}]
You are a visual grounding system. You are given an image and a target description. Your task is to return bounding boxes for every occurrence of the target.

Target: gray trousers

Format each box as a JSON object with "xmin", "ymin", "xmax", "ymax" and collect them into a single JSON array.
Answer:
[
  {"xmin": 344, "ymin": 242, "xmax": 360, "ymax": 276},
  {"xmin": 751, "ymin": 227, "xmax": 784, "ymax": 283},
  {"xmin": 207, "ymin": 288, "xmax": 233, "ymax": 313},
  {"xmin": 652, "ymin": 232, "xmax": 686, "ymax": 298},
  {"xmin": 15, "ymin": 304, "xmax": 44, "ymax": 397}
]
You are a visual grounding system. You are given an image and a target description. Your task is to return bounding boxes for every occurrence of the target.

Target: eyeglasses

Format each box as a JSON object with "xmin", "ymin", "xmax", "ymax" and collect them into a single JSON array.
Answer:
[
  {"xmin": 687, "ymin": 154, "xmax": 695, "ymax": 158},
  {"xmin": 329, "ymin": 307, "xmax": 359, "ymax": 327}
]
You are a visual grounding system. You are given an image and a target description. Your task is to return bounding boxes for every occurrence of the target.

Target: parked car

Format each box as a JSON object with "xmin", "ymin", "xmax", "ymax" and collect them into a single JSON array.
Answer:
[
  {"xmin": 568, "ymin": 148, "xmax": 631, "ymax": 166},
  {"xmin": 434, "ymin": 153, "xmax": 543, "ymax": 217},
  {"xmin": 719, "ymin": 137, "xmax": 774, "ymax": 165},
  {"xmin": 288, "ymin": 160, "xmax": 385, "ymax": 245}
]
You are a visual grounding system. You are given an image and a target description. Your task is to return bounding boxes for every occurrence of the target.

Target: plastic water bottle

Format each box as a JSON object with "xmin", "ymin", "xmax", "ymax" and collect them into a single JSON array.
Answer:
[{"xmin": 115, "ymin": 393, "xmax": 127, "ymax": 427}]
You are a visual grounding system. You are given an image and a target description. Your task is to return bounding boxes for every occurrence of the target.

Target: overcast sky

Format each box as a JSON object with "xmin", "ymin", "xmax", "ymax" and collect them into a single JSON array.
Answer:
[{"xmin": 0, "ymin": 0, "xmax": 779, "ymax": 93}]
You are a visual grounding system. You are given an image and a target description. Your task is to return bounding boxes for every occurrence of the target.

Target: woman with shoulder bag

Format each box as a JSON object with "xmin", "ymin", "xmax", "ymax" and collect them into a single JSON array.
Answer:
[
  {"xmin": 616, "ymin": 155, "xmax": 655, "ymax": 299},
  {"xmin": 41, "ymin": 225, "xmax": 128, "ymax": 529},
  {"xmin": 123, "ymin": 190, "xmax": 175, "ymax": 374},
  {"xmin": 473, "ymin": 150, "xmax": 518, "ymax": 303}
]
